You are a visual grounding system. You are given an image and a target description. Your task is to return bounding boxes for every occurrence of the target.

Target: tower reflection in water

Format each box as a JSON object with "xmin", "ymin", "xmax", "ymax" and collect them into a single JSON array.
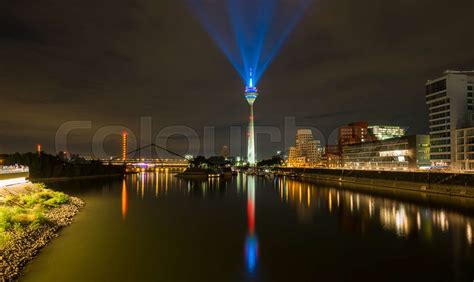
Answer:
[
  {"xmin": 244, "ymin": 176, "xmax": 258, "ymax": 275},
  {"xmin": 121, "ymin": 179, "xmax": 128, "ymax": 219}
]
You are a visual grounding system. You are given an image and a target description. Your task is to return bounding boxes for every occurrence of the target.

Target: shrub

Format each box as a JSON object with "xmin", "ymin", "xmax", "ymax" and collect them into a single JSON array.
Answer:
[
  {"xmin": 7, "ymin": 189, "xmax": 69, "ymax": 209},
  {"xmin": 0, "ymin": 207, "xmax": 46, "ymax": 232},
  {"xmin": 0, "ymin": 187, "xmax": 68, "ymax": 248}
]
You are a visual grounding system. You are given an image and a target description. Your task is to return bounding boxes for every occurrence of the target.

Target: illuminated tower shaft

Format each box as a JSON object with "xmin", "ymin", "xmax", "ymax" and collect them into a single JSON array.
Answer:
[
  {"xmin": 122, "ymin": 131, "xmax": 128, "ymax": 161},
  {"xmin": 245, "ymin": 70, "xmax": 258, "ymax": 166},
  {"xmin": 247, "ymin": 102, "xmax": 256, "ymax": 165}
]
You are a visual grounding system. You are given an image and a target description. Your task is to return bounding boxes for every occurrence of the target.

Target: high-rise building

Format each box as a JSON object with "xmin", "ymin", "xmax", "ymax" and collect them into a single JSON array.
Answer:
[
  {"xmin": 368, "ymin": 126, "xmax": 406, "ymax": 140},
  {"xmin": 425, "ymin": 70, "xmax": 474, "ymax": 168},
  {"xmin": 288, "ymin": 129, "xmax": 321, "ymax": 167},
  {"xmin": 338, "ymin": 121, "xmax": 376, "ymax": 147},
  {"xmin": 245, "ymin": 70, "xmax": 258, "ymax": 165},
  {"xmin": 454, "ymin": 127, "xmax": 474, "ymax": 170}
]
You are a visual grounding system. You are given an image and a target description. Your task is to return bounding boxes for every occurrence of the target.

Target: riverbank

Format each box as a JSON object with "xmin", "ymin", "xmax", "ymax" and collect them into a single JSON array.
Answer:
[{"xmin": 0, "ymin": 184, "xmax": 84, "ymax": 280}]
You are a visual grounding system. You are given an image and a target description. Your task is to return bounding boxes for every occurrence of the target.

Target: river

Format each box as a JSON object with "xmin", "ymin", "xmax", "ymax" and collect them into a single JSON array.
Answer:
[{"xmin": 20, "ymin": 172, "xmax": 474, "ymax": 281}]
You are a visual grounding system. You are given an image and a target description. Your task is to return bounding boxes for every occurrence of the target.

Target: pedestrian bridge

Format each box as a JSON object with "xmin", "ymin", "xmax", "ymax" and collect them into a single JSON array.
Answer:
[{"xmin": 102, "ymin": 143, "xmax": 189, "ymax": 171}]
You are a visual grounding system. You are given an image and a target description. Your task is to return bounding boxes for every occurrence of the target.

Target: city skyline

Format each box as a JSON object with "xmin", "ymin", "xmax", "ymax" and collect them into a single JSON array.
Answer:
[
  {"xmin": 1, "ymin": 1, "xmax": 474, "ymax": 281},
  {"xmin": 1, "ymin": 0, "xmax": 474, "ymax": 159}
]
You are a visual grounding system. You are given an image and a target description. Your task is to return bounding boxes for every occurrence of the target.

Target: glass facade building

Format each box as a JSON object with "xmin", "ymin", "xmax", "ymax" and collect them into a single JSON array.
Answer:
[
  {"xmin": 342, "ymin": 135, "xmax": 430, "ymax": 170},
  {"xmin": 368, "ymin": 126, "xmax": 406, "ymax": 140}
]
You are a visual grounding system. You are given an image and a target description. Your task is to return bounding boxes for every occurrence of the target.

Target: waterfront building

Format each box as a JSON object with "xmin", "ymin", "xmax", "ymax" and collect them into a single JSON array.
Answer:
[
  {"xmin": 425, "ymin": 70, "xmax": 474, "ymax": 168},
  {"xmin": 288, "ymin": 129, "xmax": 321, "ymax": 167},
  {"xmin": 368, "ymin": 125, "xmax": 406, "ymax": 140},
  {"xmin": 454, "ymin": 127, "xmax": 474, "ymax": 170},
  {"xmin": 321, "ymin": 145, "xmax": 343, "ymax": 168},
  {"xmin": 338, "ymin": 121, "xmax": 376, "ymax": 148},
  {"xmin": 288, "ymin": 147, "xmax": 306, "ymax": 166},
  {"xmin": 342, "ymin": 135, "xmax": 430, "ymax": 170}
]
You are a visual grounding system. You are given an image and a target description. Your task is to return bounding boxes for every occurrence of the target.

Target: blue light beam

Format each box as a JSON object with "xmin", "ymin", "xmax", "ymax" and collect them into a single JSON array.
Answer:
[{"xmin": 187, "ymin": 0, "xmax": 312, "ymax": 88}]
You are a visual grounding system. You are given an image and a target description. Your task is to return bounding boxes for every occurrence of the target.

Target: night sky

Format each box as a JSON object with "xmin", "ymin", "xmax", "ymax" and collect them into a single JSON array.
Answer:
[{"xmin": 1, "ymin": 0, "xmax": 474, "ymax": 159}]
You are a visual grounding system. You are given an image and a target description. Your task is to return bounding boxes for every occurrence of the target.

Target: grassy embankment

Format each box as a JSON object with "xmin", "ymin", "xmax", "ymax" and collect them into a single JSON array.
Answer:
[{"xmin": 0, "ymin": 184, "xmax": 69, "ymax": 248}]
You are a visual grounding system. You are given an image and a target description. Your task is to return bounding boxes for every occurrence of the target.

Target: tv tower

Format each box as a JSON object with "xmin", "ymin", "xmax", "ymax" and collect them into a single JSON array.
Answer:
[{"xmin": 245, "ymin": 69, "xmax": 258, "ymax": 165}]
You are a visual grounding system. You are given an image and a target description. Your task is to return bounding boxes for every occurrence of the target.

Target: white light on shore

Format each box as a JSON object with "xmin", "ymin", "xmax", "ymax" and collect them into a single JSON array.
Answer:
[{"xmin": 0, "ymin": 177, "xmax": 28, "ymax": 187}]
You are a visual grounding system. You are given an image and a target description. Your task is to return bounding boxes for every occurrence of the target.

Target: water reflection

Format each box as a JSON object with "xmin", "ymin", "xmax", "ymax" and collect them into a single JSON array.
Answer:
[
  {"xmin": 121, "ymin": 173, "xmax": 235, "ymax": 213},
  {"xmin": 121, "ymin": 172, "xmax": 262, "ymax": 275},
  {"xmin": 123, "ymin": 172, "xmax": 474, "ymax": 248},
  {"xmin": 24, "ymin": 172, "xmax": 474, "ymax": 281},
  {"xmin": 467, "ymin": 223, "xmax": 472, "ymax": 244},
  {"xmin": 274, "ymin": 177, "xmax": 474, "ymax": 245},
  {"xmin": 121, "ymin": 179, "xmax": 127, "ymax": 219},
  {"xmin": 245, "ymin": 176, "xmax": 259, "ymax": 275},
  {"xmin": 131, "ymin": 170, "xmax": 173, "ymax": 198}
]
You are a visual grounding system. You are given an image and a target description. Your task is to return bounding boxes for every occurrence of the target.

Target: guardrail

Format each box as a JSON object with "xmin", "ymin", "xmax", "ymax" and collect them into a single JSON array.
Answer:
[{"xmin": 0, "ymin": 167, "xmax": 29, "ymax": 175}]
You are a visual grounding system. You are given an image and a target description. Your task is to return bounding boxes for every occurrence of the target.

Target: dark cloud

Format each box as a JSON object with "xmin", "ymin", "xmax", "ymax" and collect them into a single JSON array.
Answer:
[
  {"xmin": 1, "ymin": 0, "xmax": 473, "ymax": 158},
  {"xmin": 304, "ymin": 111, "xmax": 356, "ymax": 120},
  {"xmin": 0, "ymin": 15, "xmax": 44, "ymax": 43}
]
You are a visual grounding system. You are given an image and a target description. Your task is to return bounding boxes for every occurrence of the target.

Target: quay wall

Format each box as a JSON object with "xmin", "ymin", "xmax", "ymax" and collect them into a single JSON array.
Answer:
[{"xmin": 0, "ymin": 171, "xmax": 29, "ymax": 181}]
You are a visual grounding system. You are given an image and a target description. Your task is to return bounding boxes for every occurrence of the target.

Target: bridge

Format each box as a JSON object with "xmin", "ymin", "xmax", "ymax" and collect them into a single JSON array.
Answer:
[{"xmin": 102, "ymin": 143, "xmax": 190, "ymax": 172}]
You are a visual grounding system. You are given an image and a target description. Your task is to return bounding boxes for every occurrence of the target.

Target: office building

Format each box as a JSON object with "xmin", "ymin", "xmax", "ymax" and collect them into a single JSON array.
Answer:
[
  {"xmin": 343, "ymin": 135, "xmax": 430, "ymax": 170},
  {"xmin": 288, "ymin": 129, "xmax": 321, "ymax": 167},
  {"xmin": 426, "ymin": 70, "xmax": 474, "ymax": 168},
  {"xmin": 454, "ymin": 127, "xmax": 474, "ymax": 170},
  {"xmin": 339, "ymin": 121, "xmax": 376, "ymax": 147},
  {"xmin": 321, "ymin": 145, "xmax": 343, "ymax": 168},
  {"xmin": 368, "ymin": 125, "xmax": 406, "ymax": 140}
]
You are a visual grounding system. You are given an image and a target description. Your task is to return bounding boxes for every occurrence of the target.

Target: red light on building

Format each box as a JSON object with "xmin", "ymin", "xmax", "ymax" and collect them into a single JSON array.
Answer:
[
  {"xmin": 37, "ymin": 144, "xmax": 42, "ymax": 155},
  {"xmin": 338, "ymin": 121, "xmax": 376, "ymax": 148}
]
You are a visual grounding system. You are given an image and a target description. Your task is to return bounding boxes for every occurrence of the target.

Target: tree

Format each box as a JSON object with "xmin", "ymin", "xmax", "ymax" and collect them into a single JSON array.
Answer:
[
  {"xmin": 190, "ymin": 156, "xmax": 207, "ymax": 168},
  {"xmin": 257, "ymin": 156, "xmax": 284, "ymax": 167}
]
